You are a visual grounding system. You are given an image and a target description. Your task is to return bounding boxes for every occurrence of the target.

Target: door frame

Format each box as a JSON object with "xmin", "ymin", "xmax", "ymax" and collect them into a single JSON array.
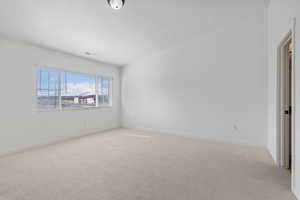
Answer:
[{"xmin": 276, "ymin": 18, "xmax": 296, "ymax": 193}]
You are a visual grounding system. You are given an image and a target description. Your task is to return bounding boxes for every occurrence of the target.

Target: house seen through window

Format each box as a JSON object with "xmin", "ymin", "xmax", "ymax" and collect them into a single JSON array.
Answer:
[{"xmin": 37, "ymin": 67, "xmax": 112, "ymax": 111}]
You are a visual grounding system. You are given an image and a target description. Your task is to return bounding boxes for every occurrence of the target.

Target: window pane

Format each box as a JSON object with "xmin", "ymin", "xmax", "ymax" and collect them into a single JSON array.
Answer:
[
  {"xmin": 98, "ymin": 77, "xmax": 111, "ymax": 106},
  {"xmin": 37, "ymin": 68, "xmax": 59, "ymax": 110},
  {"xmin": 61, "ymin": 72, "xmax": 96, "ymax": 109}
]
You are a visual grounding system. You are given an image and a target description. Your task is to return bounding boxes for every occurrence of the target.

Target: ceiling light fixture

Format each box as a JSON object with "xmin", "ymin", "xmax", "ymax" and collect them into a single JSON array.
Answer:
[{"xmin": 107, "ymin": 0, "xmax": 125, "ymax": 10}]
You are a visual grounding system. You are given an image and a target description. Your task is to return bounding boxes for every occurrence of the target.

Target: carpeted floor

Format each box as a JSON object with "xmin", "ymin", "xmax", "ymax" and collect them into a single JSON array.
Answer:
[{"xmin": 0, "ymin": 129, "xmax": 296, "ymax": 200}]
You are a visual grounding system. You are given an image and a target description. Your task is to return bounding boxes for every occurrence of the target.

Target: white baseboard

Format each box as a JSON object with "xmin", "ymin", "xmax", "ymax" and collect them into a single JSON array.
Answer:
[
  {"xmin": 293, "ymin": 188, "xmax": 300, "ymax": 200},
  {"xmin": 0, "ymin": 126, "xmax": 121, "ymax": 158},
  {"xmin": 122, "ymin": 125, "xmax": 265, "ymax": 148}
]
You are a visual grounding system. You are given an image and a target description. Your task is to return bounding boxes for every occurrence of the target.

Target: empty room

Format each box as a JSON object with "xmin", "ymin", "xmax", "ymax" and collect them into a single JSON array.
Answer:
[{"xmin": 0, "ymin": 0, "xmax": 299, "ymax": 199}]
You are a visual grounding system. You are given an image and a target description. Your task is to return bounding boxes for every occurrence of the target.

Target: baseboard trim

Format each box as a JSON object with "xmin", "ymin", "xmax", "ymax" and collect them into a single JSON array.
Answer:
[
  {"xmin": 0, "ymin": 126, "xmax": 121, "ymax": 158},
  {"xmin": 122, "ymin": 125, "xmax": 266, "ymax": 148},
  {"xmin": 293, "ymin": 188, "xmax": 300, "ymax": 200},
  {"xmin": 266, "ymin": 147, "xmax": 279, "ymax": 166}
]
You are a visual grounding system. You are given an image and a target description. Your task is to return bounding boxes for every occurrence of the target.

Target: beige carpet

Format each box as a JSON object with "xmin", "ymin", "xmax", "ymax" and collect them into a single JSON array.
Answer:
[{"xmin": 0, "ymin": 129, "xmax": 296, "ymax": 200}]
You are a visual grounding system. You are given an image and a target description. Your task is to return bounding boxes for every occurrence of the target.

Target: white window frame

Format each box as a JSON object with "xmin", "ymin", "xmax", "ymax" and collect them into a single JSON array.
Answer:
[
  {"xmin": 97, "ymin": 77, "xmax": 113, "ymax": 108},
  {"xmin": 36, "ymin": 66, "xmax": 113, "ymax": 112}
]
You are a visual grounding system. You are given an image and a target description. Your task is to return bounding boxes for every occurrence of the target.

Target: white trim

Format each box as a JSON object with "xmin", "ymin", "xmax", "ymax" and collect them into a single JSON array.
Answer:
[
  {"xmin": 294, "ymin": 188, "xmax": 300, "ymax": 200},
  {"xmin": 276, "ymin": 19, "xmax": 296, "ymax": 195},
  {"xmin": 291, "ymin": 17, "xmax": 296, "ymax": 195},
  {"xmin": 276, "ymin": 31, "xmax": 292, "ymax": 168},
  {"xmin": 95, "ymin": 77, "xmax": 99, "ymax": 107},
  {"xmin": 58, "ymin": 71, "xmax": 62, "ymax": 110},
  {"xmin": 35, "ymin": 65, "xmax": 113, "ymax": 112},
  {"xmin": 0, "ymin": 127, "xmax": 120, "ymax": 158},
  {"xmin": 123, "ymin": 126, "xmax": 266, "ymax": 147},
  {"xmin": 35, "ymin": 105, "xmax": 113, "ymax": 113},
  {"xmin": 34, "ymin": 64, "xmax": 114, "ymax": 80}
]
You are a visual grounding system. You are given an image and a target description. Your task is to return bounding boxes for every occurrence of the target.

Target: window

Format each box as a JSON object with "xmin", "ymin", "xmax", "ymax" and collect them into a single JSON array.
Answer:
[
  {"xmin": 37, "ymin": 68, "xmax": 59, "ymax": 110},
  {"xmin": 61, "ymin": 72, "xmax": 96, "ymax": 109},
  {"xmin": 36, "ymin": 67, "xmax": 112, "ymax": 111},
  {"xmin": 98, "ymin": 77, "xmax": 111, "ymax": 106}
]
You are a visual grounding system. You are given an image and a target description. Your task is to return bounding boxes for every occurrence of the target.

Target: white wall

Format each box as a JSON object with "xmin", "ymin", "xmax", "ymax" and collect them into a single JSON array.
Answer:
[
  {"xmin": 122, "ymin": 3, "xmax": 268, "ymax": 147},
  {"xmin": 0, "ymin": 36, "xmax": 121, "ymax": 156},
  {"xmin": 268, "ymin": 0, "xmax": 300, "ymax": 197}
]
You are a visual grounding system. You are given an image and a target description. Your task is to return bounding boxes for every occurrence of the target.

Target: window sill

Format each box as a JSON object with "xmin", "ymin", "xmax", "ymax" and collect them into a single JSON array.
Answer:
[{"xmin": 35, "ymin": 105, "xmax": 113, "ymax": 113}]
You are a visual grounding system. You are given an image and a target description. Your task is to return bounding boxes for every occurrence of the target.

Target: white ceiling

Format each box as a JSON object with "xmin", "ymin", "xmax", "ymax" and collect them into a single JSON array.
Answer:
[{"xmin": 0, "ymin": 0, "xmax": 268, "ymax": 66}]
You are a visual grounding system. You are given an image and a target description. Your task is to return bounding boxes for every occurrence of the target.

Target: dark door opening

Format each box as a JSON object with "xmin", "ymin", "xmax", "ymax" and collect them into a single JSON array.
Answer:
[
  {"xmin": 281, "ymin": 38, "xmax": 292, "ymax": 171},
  {"xmin": 287, "ymin": 40, "xmax": 292, "ymax": 170}
]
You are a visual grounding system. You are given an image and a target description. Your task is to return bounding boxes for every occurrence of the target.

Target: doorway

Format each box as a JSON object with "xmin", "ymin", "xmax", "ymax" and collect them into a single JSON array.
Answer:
[
  {"xmin": 277, "ymin": 32, "xmax": 293, "ymax": 171},
  {"xmin": 283, "ymin": 38, "xmax": 292, "ymax": 170}
]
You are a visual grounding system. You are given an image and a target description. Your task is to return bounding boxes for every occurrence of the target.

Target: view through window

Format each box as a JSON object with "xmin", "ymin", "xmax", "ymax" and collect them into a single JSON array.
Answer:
[
  {"xmin": 37, "ymin": 67, "xmax": 112, "ymax": 111},
  {"xmin": 61, "ymin": 72, "xmax": 96, "ymax": 109},
  {"xmin": 98, "ymin": 77, "xmax": 110, "ymax": 106},
  {"xmin": 37, "ymin": 68, "xmax": 59, "ymax": 110}
]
